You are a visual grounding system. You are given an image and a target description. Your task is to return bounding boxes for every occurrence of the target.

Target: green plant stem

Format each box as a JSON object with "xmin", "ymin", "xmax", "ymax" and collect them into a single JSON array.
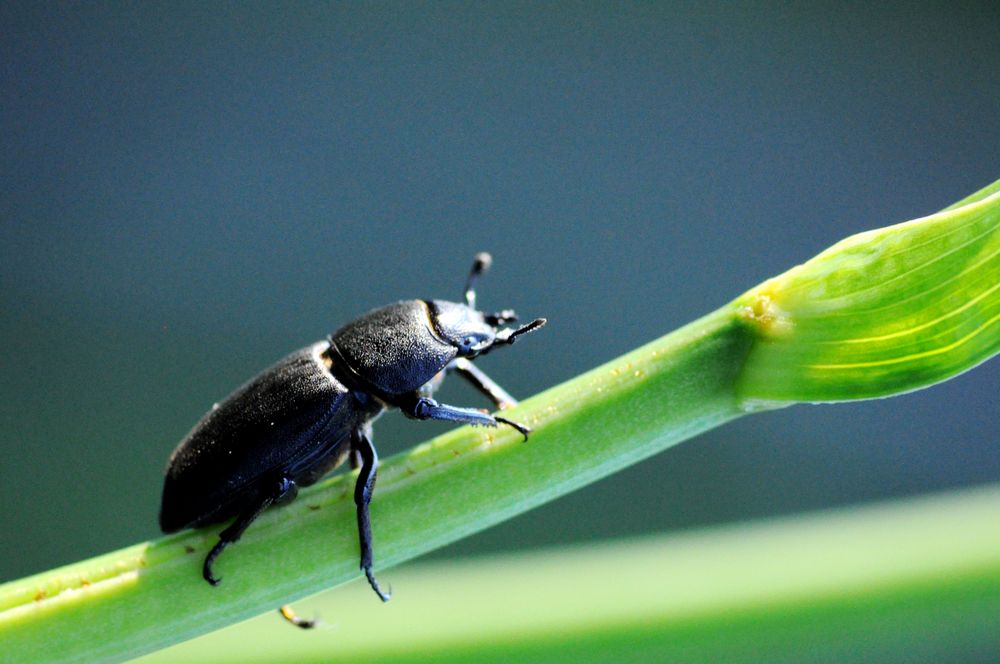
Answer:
[{"xmin": 0, "ymin": 308, "xmax": 754, "ymax": 663}]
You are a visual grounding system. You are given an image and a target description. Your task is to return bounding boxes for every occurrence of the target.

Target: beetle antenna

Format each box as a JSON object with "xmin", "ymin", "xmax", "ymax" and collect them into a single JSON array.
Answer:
[
  {"xmin": 464, "ymin": 252, "xmax": 492, "ymax": 308},
  {"xmin": 483, "ymin": 317, "xmax": 546, "ymax": 353}
]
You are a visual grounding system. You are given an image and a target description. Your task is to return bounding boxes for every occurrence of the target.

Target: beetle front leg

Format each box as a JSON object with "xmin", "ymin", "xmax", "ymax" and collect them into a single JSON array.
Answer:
[
  {"xmin": 447, "ymin": 357, "xmax": 518, "ymax": 410},
  {"xmin": 404, "ymin": 396, "xmax": 530, "ymax": 440},
  {"xmin": 352, "ymin": 429, "xmax": 391, "ymax": 602}
]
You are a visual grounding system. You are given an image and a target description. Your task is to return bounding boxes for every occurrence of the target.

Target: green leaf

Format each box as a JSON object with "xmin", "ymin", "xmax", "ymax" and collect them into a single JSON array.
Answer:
[{"xmin": 734, "ymin": 187, "xmax": 1000, "ymax": 403}]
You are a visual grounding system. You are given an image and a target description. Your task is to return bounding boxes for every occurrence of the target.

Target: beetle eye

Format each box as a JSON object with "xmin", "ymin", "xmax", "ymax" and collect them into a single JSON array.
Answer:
[{"xmin": 462, "ymin": 336, "xmax": 477, "ymax": 348}]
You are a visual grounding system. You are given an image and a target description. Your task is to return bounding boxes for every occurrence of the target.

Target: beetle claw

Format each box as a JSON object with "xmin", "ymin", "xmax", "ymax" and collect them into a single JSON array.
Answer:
[
  {"xmin": 496, "ymin": 416, "xmax": 531, "ymax": 441},
  {"xmin": 203, "ymin": 562, "xmax": 218, "ymax": 585},
  {"xmin": 203, "ymin": 563, "xmax": 221, "ymax": 586},
  {"xmin": 365, "ymin": 566, "xmax": 392, "ymax": 602}
]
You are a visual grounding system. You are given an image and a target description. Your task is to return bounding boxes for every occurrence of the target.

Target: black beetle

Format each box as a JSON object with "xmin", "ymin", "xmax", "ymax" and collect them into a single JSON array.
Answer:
[{"xmin": 159, "ymin": 253, "xmax": 544, "ymax": 626}]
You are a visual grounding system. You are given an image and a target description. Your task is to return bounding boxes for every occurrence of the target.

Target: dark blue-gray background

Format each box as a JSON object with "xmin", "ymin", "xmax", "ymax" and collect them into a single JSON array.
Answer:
[{"xmin": 2, "ymin": 3, "xmax": 998, "ymax": 582}]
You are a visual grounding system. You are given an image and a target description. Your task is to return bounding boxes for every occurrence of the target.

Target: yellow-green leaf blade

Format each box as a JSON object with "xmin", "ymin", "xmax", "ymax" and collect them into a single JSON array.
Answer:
[{"xmin": 735, "ymin": 185, "xmax": 1000, "ymax": 403}]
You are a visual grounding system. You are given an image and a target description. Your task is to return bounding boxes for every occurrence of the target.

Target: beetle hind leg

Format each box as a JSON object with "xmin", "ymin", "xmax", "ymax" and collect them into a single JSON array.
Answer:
[
  {"xmin": 353, "ymin": 429, "xmax": 391, "ymax": 602},
  {"xmin": 202, "ymin": 476, "xmax": 298, "ymax": 586}
]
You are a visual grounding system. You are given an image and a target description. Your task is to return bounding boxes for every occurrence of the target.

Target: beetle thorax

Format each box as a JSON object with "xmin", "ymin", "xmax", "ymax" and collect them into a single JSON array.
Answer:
[{"xmin": 328, "ymin": 300, "xmax": 458, "ymax": 399}]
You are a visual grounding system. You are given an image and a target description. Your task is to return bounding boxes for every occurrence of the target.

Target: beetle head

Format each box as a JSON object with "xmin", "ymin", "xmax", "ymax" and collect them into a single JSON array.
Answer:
[
  {"xmin": 429, "ymin": 252, "xmax": 546, "ymax": 358},
  {"xmin": 430, "ymin": 301, "xmax": 497, "ymax": 356}
]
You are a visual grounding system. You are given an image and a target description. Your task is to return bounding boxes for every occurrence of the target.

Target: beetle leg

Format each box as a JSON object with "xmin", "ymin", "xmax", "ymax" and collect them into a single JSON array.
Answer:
[
  {"xmin": 349, "ymin": 423, "xmax": 373, "ymax": 470},
  {"xmin": 494, "ymin": 416, "xmax": 531, "ymax": 440},
  {"xmin": 404, "ymin": 396, "xmax": 530, "ymax": 441},
  {"xmin": 349, "ymin": 448, "xmax": 363, "ymax": 470},
  {"xmin": 447, "ymin": 357, "xmax": 518, "ymax": 410},
  {"xmin": 203, "ymin": 476, "xmax": 297, "ymax": 586},
  {"xmin": 278, "ymin": 604, "xmax": 318, "ymax": 629},
  {"xmin": 353, "ymin": 430, "xmax": 391, "ymax": 602}
]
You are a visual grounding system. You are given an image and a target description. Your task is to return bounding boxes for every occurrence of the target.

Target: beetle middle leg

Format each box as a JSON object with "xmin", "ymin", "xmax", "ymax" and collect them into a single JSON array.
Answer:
[
  {"xmin": 352, "ymin": 429, "xmax": 391, "ymax": 601},
  {"xmin": 447, "ymin": 357, "xmax": 518, "ymax": 410},
  {"xmin": 203, "ymin": 476, "xmax": 298, "ymax": 586},
  {"xmin": 277, "ymin": 430, "xmax": 386, "ymax": 627}
]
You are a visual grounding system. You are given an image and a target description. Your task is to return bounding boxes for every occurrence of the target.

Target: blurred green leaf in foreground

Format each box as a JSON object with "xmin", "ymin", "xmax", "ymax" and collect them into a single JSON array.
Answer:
[{"xmin": 142, "ymin": 484, "xmax": 1000, "ymax": 664}]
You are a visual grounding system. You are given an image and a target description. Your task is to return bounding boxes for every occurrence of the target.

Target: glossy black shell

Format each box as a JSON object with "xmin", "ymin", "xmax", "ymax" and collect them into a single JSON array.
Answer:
[{"xmin": 159, "ymin": 342, "xmax": 379, "ymax": 533}]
